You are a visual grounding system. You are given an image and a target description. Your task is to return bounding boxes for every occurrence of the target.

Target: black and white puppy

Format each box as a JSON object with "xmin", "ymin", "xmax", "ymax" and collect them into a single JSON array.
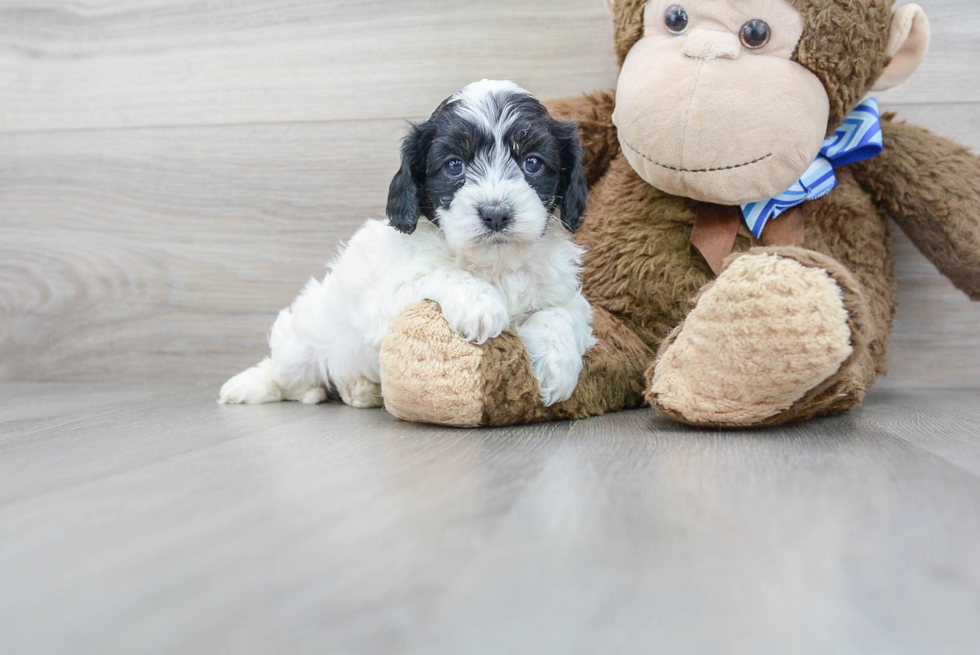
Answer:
[{"xmin": 219, "ymin": 80, "xmax": 594, "ymax": 408}]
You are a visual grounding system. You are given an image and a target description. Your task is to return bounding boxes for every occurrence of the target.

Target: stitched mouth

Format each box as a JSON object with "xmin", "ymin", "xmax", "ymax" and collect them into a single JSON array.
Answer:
[{"xmin": 623, "ymin": 139, "xmax": 773, "ymax": 173}]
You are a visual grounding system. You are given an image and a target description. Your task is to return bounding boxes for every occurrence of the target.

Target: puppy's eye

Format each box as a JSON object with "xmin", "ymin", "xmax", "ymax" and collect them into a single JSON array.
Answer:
[
  {"xmin": 665, "ymin": 5, "xmax": 689, "ymax": 34},
  {"xmin": 445, "ymin": 159, "xmax": 466, "ymax": 178},
  {"xmin": 523, "ymin": 157, "xmax": 544, "ymax": 176},
  {"xmin": 740, "ymin": 20, "xmax": 771, "ymax": 49}
]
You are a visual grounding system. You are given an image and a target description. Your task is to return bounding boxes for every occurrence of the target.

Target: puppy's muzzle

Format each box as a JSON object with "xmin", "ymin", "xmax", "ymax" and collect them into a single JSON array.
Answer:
[{"xmin": 479, "ymin": 204, "xmax": 513, "ymax": 233}]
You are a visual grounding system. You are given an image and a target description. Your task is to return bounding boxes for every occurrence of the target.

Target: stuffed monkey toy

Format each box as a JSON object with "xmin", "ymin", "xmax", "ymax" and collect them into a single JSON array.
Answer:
[{"xmin": 378, "ymin": 0, "xmax": 980, "ymax": 428}]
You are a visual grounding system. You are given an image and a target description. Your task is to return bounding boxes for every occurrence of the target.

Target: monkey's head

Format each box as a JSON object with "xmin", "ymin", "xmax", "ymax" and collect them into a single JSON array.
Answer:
[{"xmin": 606, "ymin": 0, "xmax": 930, "ymax": 205}]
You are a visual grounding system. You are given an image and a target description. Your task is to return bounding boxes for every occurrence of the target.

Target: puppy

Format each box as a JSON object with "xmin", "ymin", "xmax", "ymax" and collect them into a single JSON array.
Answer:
[{"xmin": 219, "ymin": 80, "xmax": 594, "ymax": 409}]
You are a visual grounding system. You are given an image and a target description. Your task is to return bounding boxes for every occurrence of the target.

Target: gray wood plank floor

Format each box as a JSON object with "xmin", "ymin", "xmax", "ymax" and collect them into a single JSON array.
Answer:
[
  {"xmin": 2, "ymin": 380, "xmax": 979, "ymax": 654},
  {"xmin": 1, "ymin": 1, "xmax": 978, "ymax": 652}
]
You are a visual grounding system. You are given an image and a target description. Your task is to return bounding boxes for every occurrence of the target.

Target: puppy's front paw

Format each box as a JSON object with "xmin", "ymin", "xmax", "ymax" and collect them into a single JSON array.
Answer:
[
  {"xmin": 530, "ymin": 349, "xmax": 583, "ymax": 407},
  {"xmin": 520, "ymin": 331, "xmax": 584, "ymax": 407},
  {"xmin": 440, "ymin": 289, "xmax": 510, "ymax": 345}
]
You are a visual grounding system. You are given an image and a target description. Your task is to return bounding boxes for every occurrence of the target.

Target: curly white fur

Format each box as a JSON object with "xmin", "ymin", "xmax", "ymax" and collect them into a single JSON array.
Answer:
[
  {"xmin": 219, "ymin": 219, "xmax": 594, "ymax": 408},
  {"xmin": 220, "ymin": 80, "xmax": 595, "ymax": 409}
]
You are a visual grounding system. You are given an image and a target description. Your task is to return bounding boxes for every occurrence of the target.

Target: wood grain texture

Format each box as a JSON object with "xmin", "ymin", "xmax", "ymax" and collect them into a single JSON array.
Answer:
[
  {"xmin": 874, "ymin": 0, "xmax": 980, "ymax": 105},
  {"xmin": 0, "ymin": 0, "xmax": 620, "ymax": 133},
  {"xmin": 881, "ymin": 102, "xmax": 980, "ymax": 384},
  {"xmin": 0, "ymin": 0, "xmax": 978, "ymax": 383},
  {"xmin": 0, "ymin": 120, "xmax": 404, "ymax": 380},
  {"xmin": 1, "ymin": 381, "xmax": 979, "ymax": 654},
  {"xmin": 883, "ymin": 102, "xmax": 980, "ymax": 149},
  {"xmin": 2, "ymin": 107, "xmax": 979, "ymax": 383},
  {"xmin": 1, "ymin": 5, "xmax": 978, "ymax": 652},
  {"xmin": 0, "ymin": 0, "xmax": 975, "ymax": 133}
]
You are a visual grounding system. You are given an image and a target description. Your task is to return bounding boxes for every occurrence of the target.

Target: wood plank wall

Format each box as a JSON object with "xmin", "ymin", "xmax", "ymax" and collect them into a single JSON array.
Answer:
[{"xmin": 1, "ymin": 0, "xmax": 978, "ymax": 384}]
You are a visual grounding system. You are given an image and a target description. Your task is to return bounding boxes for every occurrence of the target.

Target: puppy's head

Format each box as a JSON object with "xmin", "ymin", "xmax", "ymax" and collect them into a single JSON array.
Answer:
[{"xmin": 386, "ymin": 80, "xmax": 588, "ymax": 251}]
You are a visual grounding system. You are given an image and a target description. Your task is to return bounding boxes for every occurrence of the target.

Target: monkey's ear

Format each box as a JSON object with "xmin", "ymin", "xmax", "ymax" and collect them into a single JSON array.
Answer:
[
  {"xmin": 386, "ymin": 122, "xmax": 434, "ymax": 235},
  {"xmin": 872, "ymin": 4, "xmax": 930, "ymax": 92}
]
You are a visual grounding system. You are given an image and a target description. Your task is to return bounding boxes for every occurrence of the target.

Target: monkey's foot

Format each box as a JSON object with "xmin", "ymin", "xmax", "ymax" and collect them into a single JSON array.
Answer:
[
  {"xmin": 379, "ymin": 301, "xmax": 650, "ymax": 427},
  {"xmin": 647, "ymin": 247, "xmax": 869, "ymax": 427},
  {"xmin": 379, "ymin": 301, "xmax": 509, "ymax": 427}
]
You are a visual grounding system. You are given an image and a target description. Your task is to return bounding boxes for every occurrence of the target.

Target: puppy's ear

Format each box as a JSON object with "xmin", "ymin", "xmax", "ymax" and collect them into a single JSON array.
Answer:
[
  {"xmin": 553, "ymin": 119, "xmax": 589, "ymax": 232},
  {"xmin": 387, "ymin": 121, "xmax": 435, "ymax": 234}
]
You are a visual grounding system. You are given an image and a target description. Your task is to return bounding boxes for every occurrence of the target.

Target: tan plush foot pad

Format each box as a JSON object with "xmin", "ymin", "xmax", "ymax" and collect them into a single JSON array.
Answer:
[
  {"xmin": 647, "ymin": 248, "xmax": 864, "ymax": 427},
  {"xmin": 379, "ymin": 301, "xmax": 487, "ymax": 427}
]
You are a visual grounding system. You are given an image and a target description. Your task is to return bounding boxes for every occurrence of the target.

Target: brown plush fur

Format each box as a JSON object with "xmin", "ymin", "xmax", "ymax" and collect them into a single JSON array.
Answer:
[
  {"xmin": 611, "ymin": 0, "xmax": 649, "ymax": 66},
  {"xmin": 577, "ymin": 158, "xmax": 895, "ymax": 390},
  {"xmin": 379, "ymin": 0, "xmax": 980, "ymax": 428},
  {"xmin": 479, "ymin": 307, "xmax": 652, "ymax": 426},
  {"xmin": 546, "ymin": 91, "xmax": 621, "ymax": 187},
  {"xmin": 786, "ymin": 0, "xmax": 894, "ymax": 132},
  {"xmin": 384, "ymin": 147, "xmax": 903, "ymax": 426},
  {"xmin": 380, "ymin": 301, "xmax": 651, "ymax": 427},
  {"xmin": 852, "ymin": 117, "xmax": 980, "ymax": 300}
]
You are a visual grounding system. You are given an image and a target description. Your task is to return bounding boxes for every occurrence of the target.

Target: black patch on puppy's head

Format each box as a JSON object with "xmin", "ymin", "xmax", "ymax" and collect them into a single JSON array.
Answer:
[
  {"xmin": 552, "ymin": 118, "xmax": 588, "ymax": 232},
  {"xmin": 501, "ymin": 96, "xmax": 589, "ymax": 233},
  {"xmin": 387, "ymin": 97, "xmax": 482, "ymax": 234},
  {"xmin": 386, "ymin": 114, "xmax": 439, "ymax": 235},
  {"xmin": 421, "ymin": 110, "xmax": 489, "ymax": 215},
  {"xmin": 387, "ymin": 84, "xmax": 590, "ymax": 236}
]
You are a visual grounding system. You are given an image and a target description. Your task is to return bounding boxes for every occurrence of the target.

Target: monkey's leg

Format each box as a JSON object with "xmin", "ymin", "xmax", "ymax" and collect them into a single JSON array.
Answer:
[
  {"xmin": 647, "ymin": 172, "xmax": 899, "ymax": 428},
  {"xmin": 646, "ymin": 246, "xmax": 875, "ymax": 427},
  {"xmin": 379, "ymin": 301, "xmax": 651, "ymax": 427}
]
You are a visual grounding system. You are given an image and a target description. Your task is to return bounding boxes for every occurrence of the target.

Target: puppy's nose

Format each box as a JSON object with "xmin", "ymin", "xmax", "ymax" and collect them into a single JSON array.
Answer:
[{"xmin": 479, "ymin": 205, "xmax": 512, "ymax": 232}]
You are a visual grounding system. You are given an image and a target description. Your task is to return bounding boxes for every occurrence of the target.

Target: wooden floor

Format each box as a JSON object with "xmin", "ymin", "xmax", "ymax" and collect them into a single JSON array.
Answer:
[
  {"xmin": 2, "ymin": 379, "xmax": 979, "ymax": 654},
  {"xmin": 1, "ymin": 1, "xmax": 978, "ymax": 652}
]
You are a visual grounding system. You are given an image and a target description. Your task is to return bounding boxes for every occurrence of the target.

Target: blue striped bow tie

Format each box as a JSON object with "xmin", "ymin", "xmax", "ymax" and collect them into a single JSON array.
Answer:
[{"xmin": 741, "ymin": 98, "xmax": 884, "ymax": 239}]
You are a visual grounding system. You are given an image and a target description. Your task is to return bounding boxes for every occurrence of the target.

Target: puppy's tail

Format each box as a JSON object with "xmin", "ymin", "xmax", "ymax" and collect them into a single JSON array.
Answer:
[{"xmin": 269, "ymin": 306, "xmax": 332, "ymax": 397}]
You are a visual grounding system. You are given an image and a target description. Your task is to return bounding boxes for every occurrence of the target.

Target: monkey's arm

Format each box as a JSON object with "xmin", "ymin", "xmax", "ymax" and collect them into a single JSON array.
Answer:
[
  {"xmin": 851, "ymin": 117, "xmax": 980, "ymax": 300},
  {"xmin": 545, "ymin": 91, "xmax": 620, "ymax": 187}
]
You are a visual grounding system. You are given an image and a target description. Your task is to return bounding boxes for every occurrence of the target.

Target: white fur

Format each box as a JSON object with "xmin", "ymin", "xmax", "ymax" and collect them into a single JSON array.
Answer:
[
  {"xmin": 219, "ymin": 219, "xmax": 594, "ymax": 408},
  {"xmin": 451, "ymin": 79, "xmax": 529, "ymax": 134},
  {"xmin": 220, "ymin": 80, "xmax": 595, "ymax": 409}
]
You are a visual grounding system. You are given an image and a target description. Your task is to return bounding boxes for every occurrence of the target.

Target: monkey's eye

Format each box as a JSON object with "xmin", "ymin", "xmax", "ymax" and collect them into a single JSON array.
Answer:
[
  {"xmin": 740, "ymin": 19, "xmax": 771, "ymax": 49},
  {"xmin": 664, "ymin": 5, "xmax": 689, "ymax": 34},
  {"xmin": 523, "ymin": 156, "xmax": 544, "ymax": 176},
  {"xmin": 445, "ymin": 159, "xmax": 466, "ymax": 178}
]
